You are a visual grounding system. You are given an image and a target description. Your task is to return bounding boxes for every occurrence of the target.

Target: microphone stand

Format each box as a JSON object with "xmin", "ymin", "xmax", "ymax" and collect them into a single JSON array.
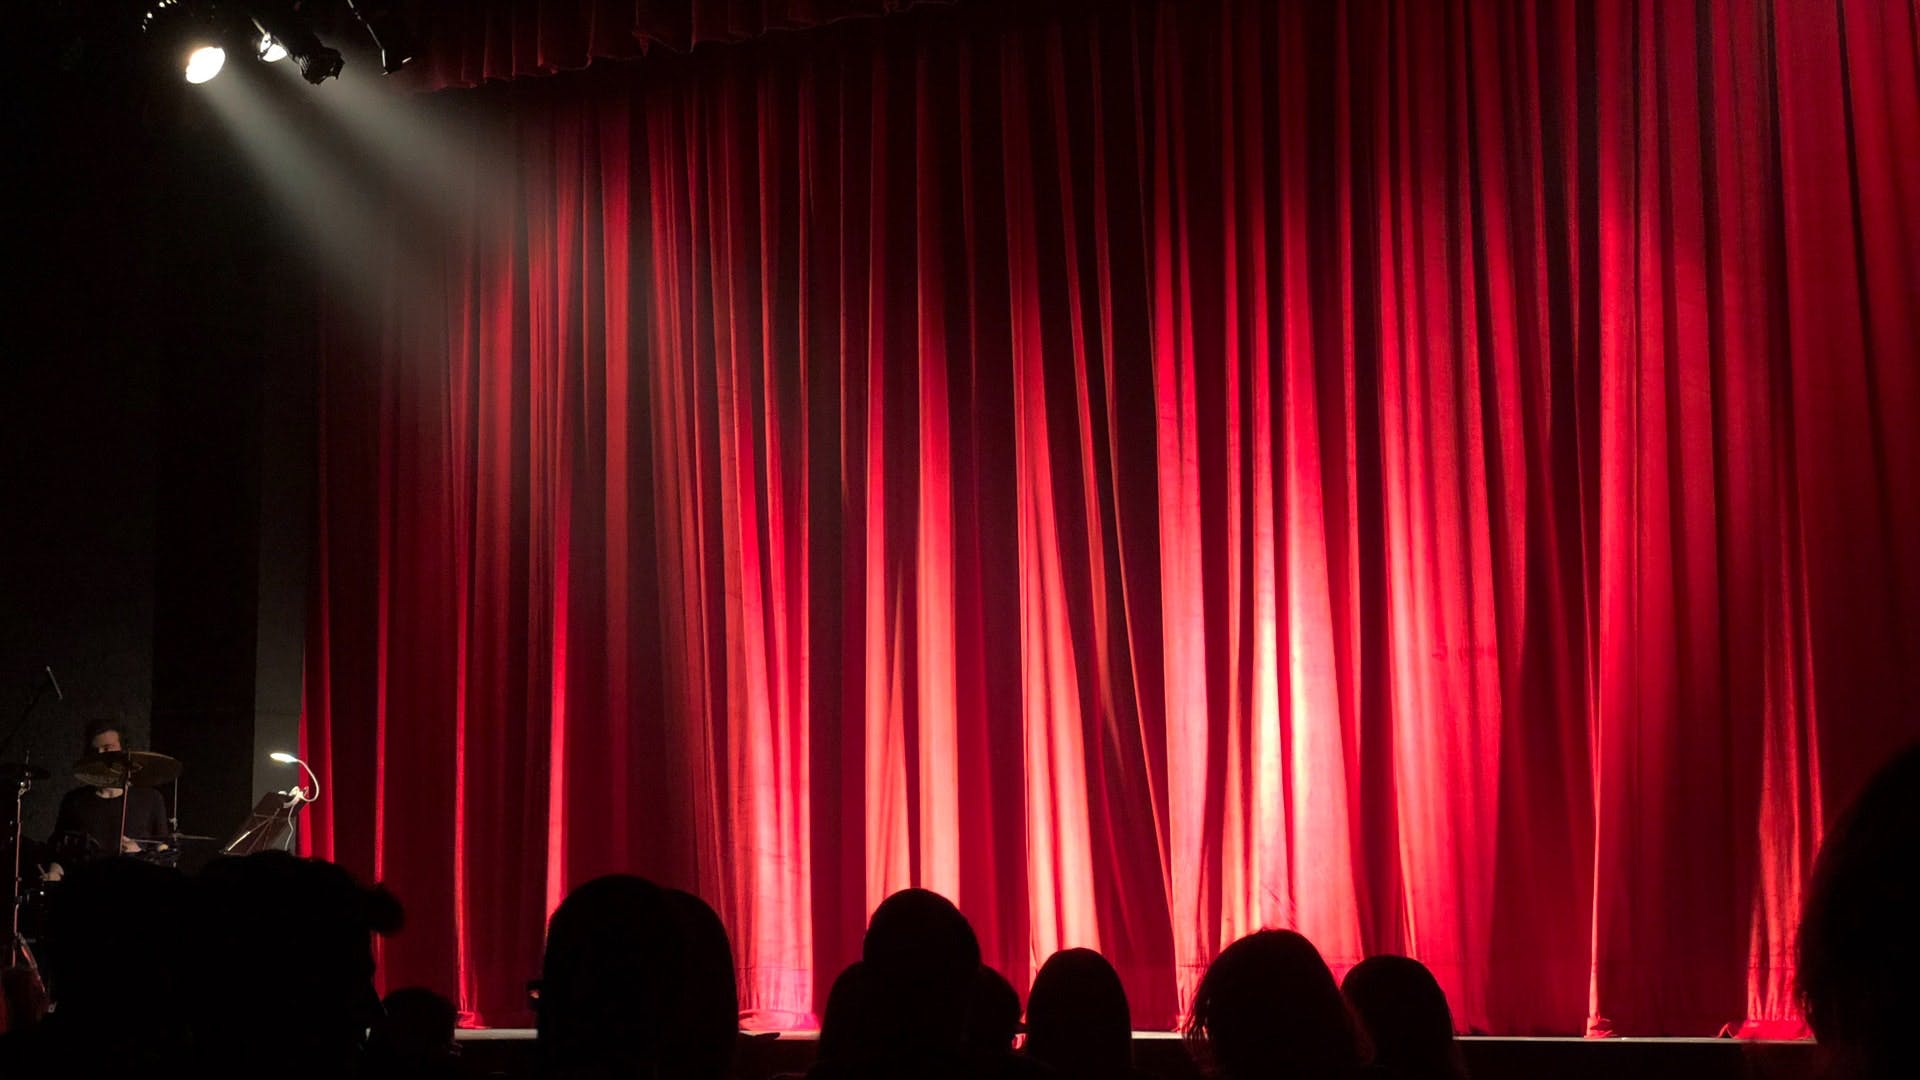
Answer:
[
  {"xmin": 5, "ymin": 672, "xmax": 58, "ymax": 972},
  {"xmin": 7, "ymin": 753, "xmax": 39, "ymax": 973}
]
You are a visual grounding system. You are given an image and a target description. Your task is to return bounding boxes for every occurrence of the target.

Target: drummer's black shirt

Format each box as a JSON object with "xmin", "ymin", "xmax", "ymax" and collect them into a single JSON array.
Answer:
[{"xmin": 51, "ymin": 785, "xmax": 169, "ymax": 862}]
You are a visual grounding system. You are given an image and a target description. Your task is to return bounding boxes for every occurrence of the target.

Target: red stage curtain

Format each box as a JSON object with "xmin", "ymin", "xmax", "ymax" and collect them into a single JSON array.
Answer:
[
  {"xmin": 302, "ymin": 0, "xmax": 1920, "ymax": 1035},
  {"xmin": 396, "ymin": 0, "xmax": 947, "ymax": 90}
]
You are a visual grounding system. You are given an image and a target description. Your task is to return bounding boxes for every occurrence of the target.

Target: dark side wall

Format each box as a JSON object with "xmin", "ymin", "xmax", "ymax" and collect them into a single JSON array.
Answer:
[
  {"xmin": 1, "ymin": 352, "xmax": 159, "ymax": 840},
  {"xmin": 3, "ymin": 13, "xmax": 311, "ymax": 852}
]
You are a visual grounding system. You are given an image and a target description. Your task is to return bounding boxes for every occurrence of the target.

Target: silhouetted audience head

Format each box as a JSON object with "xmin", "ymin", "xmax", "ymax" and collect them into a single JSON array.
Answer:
[
  {"xmin": 817, "ymin": 961, "xmax": 873, "ymax": 1067},
  {"xmin": 967, "ymin": 965, "xmax": 1023, "ymax": 1056},
  {"xmin": 1185, "ymin": 929, "xmax": 1364, "ymax": 1080},
  {"xmin": 366, "ymin": 987, "xmax": 461, "ymax": 1079},
  {"xmin": 189, "ymin": 852, "xmax": 403, "ymax": 1077},
  {"xmin": 540, "ymin": 874, "xmax": 671, "ymax": 1076},
  {"xmin": 1025, "ymin": 948, "xmax": 1133, "ymax": 1080},
  {"xmin": 538, "ymin": 874, "xmax": 738, "ymax": 1079},
  {"xmin": 1342, "ymin": 956, "xmax": 1466, "ymax": 1080},
  {"xmin": 1, "ymin": 857, "xmax": 195, "ymax": 1071},
  {"xmin": 858, "ymin": 888, "xmax": 981, "ymax": 1059},
  {"xmin": 1798, "ymin": 742, "xmax": 1920, "ymax": 1080},
  {"xmin": 44, "ymin": 857, "xmax": 190, "ymax": 1016},
  {"xmin": 663, "ymin": 888, "xmax": 741, "ymax": 1078}
]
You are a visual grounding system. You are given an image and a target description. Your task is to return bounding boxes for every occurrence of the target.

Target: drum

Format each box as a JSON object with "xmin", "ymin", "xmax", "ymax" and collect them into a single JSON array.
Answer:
[
  {"xmin": 15, "ymin": 878, "xmax": 56, "ymax": 943},
  {"xmin": 129, "ymin": 843, "xmax": 181, "ymax": 869},
  {"xmin": 49, "ymin": 830, "xmax": 108, "ymax": 867}
]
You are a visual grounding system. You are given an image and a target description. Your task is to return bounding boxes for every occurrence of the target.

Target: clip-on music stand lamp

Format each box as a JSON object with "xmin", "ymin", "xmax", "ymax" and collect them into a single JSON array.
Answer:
[{"xmin": 222, "ymin": 752, "xmax": 320, "ymax": 855}]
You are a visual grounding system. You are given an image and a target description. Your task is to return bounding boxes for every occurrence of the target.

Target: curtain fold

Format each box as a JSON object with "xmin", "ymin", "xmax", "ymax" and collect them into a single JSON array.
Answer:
[{"xmin": 304, "ymin": 0, "xmax": 1920, "ymax": 1034}]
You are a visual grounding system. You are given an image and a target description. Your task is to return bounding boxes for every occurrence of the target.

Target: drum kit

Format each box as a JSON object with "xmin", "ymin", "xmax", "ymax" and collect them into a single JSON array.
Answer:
[{"xmin": 5, "ymin": 749, "xmax": 207, "ymax": 971}]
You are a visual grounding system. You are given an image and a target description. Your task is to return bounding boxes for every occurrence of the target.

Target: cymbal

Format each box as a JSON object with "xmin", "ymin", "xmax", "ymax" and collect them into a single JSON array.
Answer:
[
  {"xmin": 73, "ymin": 750, "xmax": 182, "ymax": 789},
  {"xmin": 1, "ymin": 762, "xmax": 51, "ymax": 784}
]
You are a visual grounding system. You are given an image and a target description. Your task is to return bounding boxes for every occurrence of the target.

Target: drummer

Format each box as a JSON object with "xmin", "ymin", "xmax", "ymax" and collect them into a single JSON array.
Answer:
[{"xmin": 41, "ymin": 719, "xmax": 170, "ymax": 882}]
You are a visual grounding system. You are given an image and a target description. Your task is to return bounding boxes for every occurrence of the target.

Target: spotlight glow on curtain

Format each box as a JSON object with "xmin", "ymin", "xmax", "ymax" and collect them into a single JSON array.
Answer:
[{"xmin": 301, "ymin": 0, "xmax": 1920, "ymax": 1035}]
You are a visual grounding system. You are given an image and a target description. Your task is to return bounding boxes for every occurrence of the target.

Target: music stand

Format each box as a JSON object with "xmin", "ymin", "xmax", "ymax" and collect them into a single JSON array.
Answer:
[{"xmin": 221, "ymin": 791, "xmax": 308, "ymax": 855}]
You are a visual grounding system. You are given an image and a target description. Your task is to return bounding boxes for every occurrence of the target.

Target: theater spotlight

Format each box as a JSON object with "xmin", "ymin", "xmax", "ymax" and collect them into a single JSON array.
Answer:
[
  {"xmin": 345, "ymin": 0, "xmax": 418, "ymax": 75},
  {"xmin": 258, "ymin": 33, "xmax": 288, "ymax": 64},
  {"xmin": 142, "ymin": 0, "xmax": 228, "ymax": 84},
  {"xmin": 248, "ymin": 1, "xmax": 344, "ymax": 84},
  {"xmin": 185, "ymin": 44, "xmax": 226, "ymax": 83}
]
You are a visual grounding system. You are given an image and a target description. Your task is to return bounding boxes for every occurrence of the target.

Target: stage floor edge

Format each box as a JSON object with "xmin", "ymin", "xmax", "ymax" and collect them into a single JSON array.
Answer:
[{"xmin": 455, "ymin": 1029, "xmax": 1821, "ymax": 1080}]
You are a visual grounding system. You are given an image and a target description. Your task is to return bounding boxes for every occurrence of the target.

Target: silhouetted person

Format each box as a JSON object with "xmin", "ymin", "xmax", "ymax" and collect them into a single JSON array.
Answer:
[
  {"xmin": 808, "ymin": 888, "xmax": 982, "ymax": 1079},
  {"xmin": 1341, "ymin": 957, "xmax": 1466, "ymax": 1080},
  {"xmin": 366, "ymin": 986, "xmax": 462, "ymax": 1080},
  {"xmin": 539, "ymin": 874, "xmax": 671, "ymax": 1078},
  {"xmin": 662, "ymin": 887, "xmax": 741, "ymax": 1079},
  {"xmin": 1184, "ymin": 930, "xmax": 1365, "ymax": 1080},
  {"xmin": 969, "ymin": 965, "xmax": 1023, "ymax": 1054},
  {"xmin": 186, "ymin": 852, "xmax": 403, "ymax": 1078},
  {"xmin": 537, "ymin": 874, "xmax": 738, "ymax": 1080},
  {"xmin": 1025, "ymin": 948, "xmax": 1136, "ymax": 1080},
  {"xmin": 1798, "ymin": 742, "xmax": 1920, "ymax": 1080},
  {"xmin": 816, "ymin": 961, "xmax": 873, "ymax": 1069},
  {"xmin": 968, "ymin": 964, "xmax": 1048, "ymax": 1077},
  {"xmin": 0, "ymin": 857, "xmax": 191, "ymax": 1072}
]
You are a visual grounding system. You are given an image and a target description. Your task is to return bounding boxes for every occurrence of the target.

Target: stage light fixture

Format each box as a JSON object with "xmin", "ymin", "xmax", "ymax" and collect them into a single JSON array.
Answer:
[
  {"xmin": 248, "ymin": 2, "xmax": 344, "ymax": 84},
  {"xmin": 143, "ymin": 0, "xmax": 230, "ymax": 85},
  {"xmin": 345, "ymin": 0, "xmax": 417, "ymax": 75},
  {"xmin": 144, "ymin": 2, "xmax": 367, "ymax": 89},
  {"xmin": 184, "ymin": 44, "xmax": 226, "ymax": 83}
]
